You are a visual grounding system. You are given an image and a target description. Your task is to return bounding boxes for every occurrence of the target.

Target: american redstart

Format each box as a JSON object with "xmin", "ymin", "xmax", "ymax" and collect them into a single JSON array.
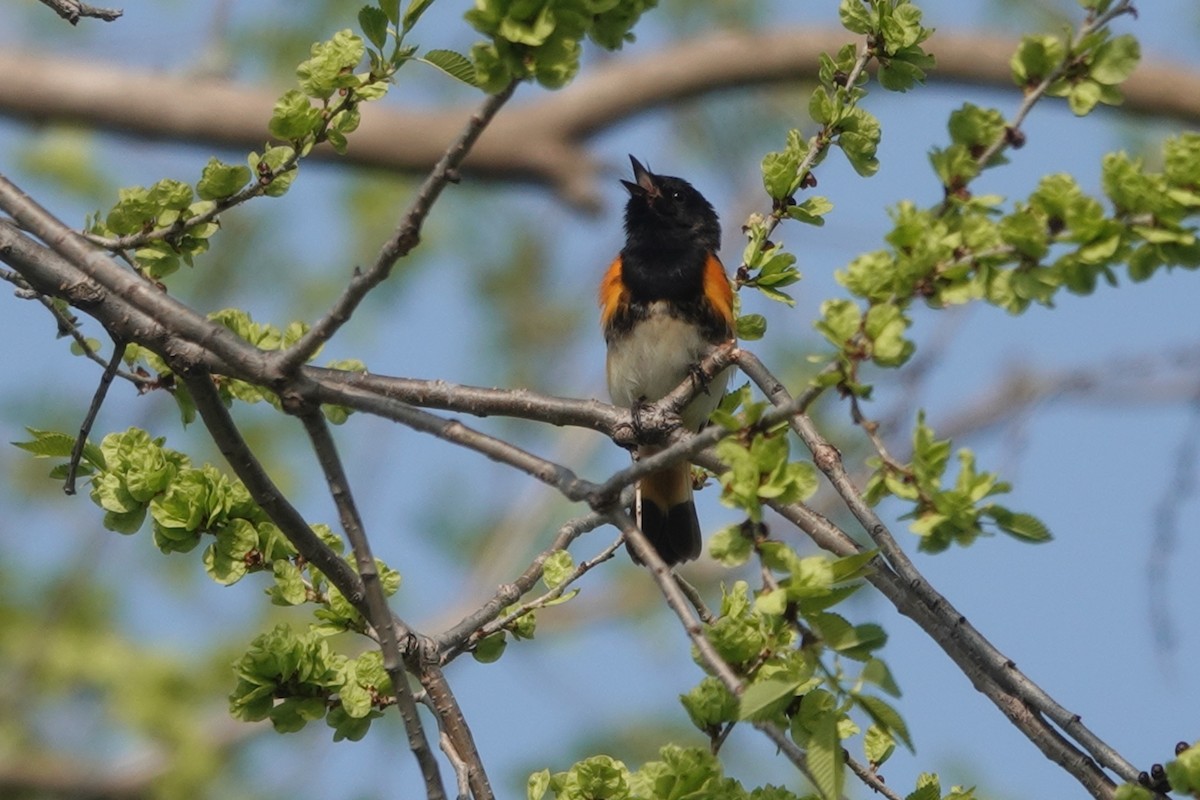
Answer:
[{"xmin": 600, "ymin": 156, "xmax": 734, "ymax": 565}]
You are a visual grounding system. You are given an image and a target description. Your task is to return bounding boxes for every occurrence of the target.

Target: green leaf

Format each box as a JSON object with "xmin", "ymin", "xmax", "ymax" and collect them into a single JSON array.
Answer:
[
  {"xmin": 736, "ymin": 313, "xmax": 767, "ymax": 341},
  {"xmin": 808, "ymin": 85, "xmax": 836, "ymax": 126},
  {"xmin": 1089, "ymin": 34, "xmax": 1140, "ymax": 85},
  {"xmin": 787, "ymin": 195, "xmax": 833, "ymax": 225},
  {"xmin": 269, "ymin": 696, "xmax": 327, "ymax": 733},
  {"xmin": 708, "ymin": 523, "xmax": 753, "ymax": 566},
  {"xmin": 986, "ymin": 507, "xmax": 1053, "ymax": 543},
  {"xmin": 837, "ymin": 108, "xmax": 881, "ymax": 176},
  {"xmin": 528, "ymin": 769, "xmax": 551, "ymax": 800},
  {"xmin": 1010, "ymin": 35, "xmax": 1066, "ymax": 86},
  {"xmin": 68, "ymin": 337, "xmax": 101, "ymax": 357},
  {"xmin": 838, "ymin": 0, "xmax": 872, "ymax": 34},
  {"xmin": 861, "ymin": 657, "xmax": 902, "ymax": 697},
  {"xmin": 197, "ymin": 157, "xmax": 251, "ymax": 200},
  {"xmin": 358, "ymin": 6, "xmax": 389, "ymax": 51},
  {"xmin": 104, "ymin": 506, "xmax": 148, "ymax": 535},
  {"xmin": 878, "ymin": 47, "xmax": 934, "ymax": 92},
  {"xmin": 761, "ymin": 132, "xmax": 804, "ymax": 200},
  {"xmin": 864, "ymin": 304, "xmax": 914, "ymax": 367},
  {"xmin": 473, "ymin": 632, "xmax": 507, "ymax": 663},
  {"xmin": 857, "ymin": 694, "xmax": 913, "ymax": 750},
  {"xmin": 13, "ymin": 428, "xmax": 78, "ymax": 459},
  {"xmin": 739, "ymin": 677, "xmax": 803, "ymax": 722},
  {"xmin": 542, "ymin": 549, "xmax": 574, "ymax": 590},
  {"xmin": 829, "ymin": 549, "xmax": 878, "ymax": 583},
  {"xmin": 269, "ymin": 90, "xmax": 322, "ymax": 141},
  {"xmin": 203, "ymin": 517, "xmax": 258, "ymax": 585},
  {"xmin": 497, "ymin": 4, "xmax": 557, "ymax": 46},
  {"xmin": 420, "ymin": 49, "xmax": 479, "ymax": 86},
  {"xmin": 680, "ymin": 676, "xmax": 738, "ymax": 731},
  {"xmin": 1067, "ymin": 79, "xmax": 1103, "ymax": 116},
  {"xmin": 327, "ymin": 705, "xmax": 376, "ymax": 742},
  {"xmin": 403, "ymin": 0, "xmax": 436, "ymax": 31},
  {"xmin": 1113, "ymin": 785, "xmax": 1154, "ymax": 800},
  {"xmin": 865, "ymin": 724, "xmax": 896, "ymax": 766},
  {"xmin": 381, "ymin": 0, "xmax": 400, "ymax": 25},
  {"xmin": 754, "ymin": 587, "xmax": 788, "ymax": 616},
  {"xmin": 780, "ymin": 553, "xmax": 834, "ymax": 600},
  {"xmin": 804, "ymin": 701, "xmax": 845, "ymax": 800},
  {"xmin": 906, "ymin": 773, "xmax": 942, "ymax": 800},
  {"xmin": 1166, "ymin": 741, "xmax": 1200, "ymax": 793},
  {"xmin": 270, "ymin": 560, "xmax": 308, "ymax": 605},
  {"xmin": 248, "ymin": 146, "xmax": 297, "ymax": 197},
  {"xmin": 338, "ymin": 663, "xmax": 375, "ymax": 719},
  {"xmin": 297, "ymin": 30, "xmax": 366, "ymax": 99},
  {"xmin": 810, "ymin": 613, "xmax": 887, "ymax": 660},
  {"xmin": 815, "ymin": 299, "xmax": 862, "ymax": 348}
]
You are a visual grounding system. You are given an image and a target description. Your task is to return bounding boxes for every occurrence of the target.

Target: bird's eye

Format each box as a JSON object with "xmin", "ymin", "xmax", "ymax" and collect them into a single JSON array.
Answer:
[{"xmin": 671, "ymin": 190, "xmax": 684, "ymax": 202}]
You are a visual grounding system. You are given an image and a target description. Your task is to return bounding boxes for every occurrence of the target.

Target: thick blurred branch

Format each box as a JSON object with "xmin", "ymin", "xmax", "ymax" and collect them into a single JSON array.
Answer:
[{"xmin": 2, "ymin": 28, "xmax": 1196, "ymax": 209}]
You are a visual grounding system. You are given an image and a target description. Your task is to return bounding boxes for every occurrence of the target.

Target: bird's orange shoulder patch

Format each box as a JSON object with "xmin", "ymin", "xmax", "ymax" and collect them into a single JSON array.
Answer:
[
  {"xmin": 598, "ymin": 256, "xmax": 628, "ymax": 329},
  {"xmin": 702, "ymin": 253, "xmax": 734, "ymax": 332}
]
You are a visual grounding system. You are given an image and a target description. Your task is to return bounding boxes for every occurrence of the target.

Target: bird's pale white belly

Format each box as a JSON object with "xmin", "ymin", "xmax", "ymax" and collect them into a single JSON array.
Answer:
[{"xmin": 606, "ymin": 303, "xmax": 730, "ymax": 431}]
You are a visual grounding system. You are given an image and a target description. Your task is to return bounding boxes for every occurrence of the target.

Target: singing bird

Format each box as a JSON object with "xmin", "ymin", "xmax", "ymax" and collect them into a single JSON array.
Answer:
[{"xmin": 599, "ymin": 156, "xmax": 734, "ymax": 565}]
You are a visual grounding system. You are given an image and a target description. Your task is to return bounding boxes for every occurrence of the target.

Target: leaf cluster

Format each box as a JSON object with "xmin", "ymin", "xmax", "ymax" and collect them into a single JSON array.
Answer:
[
  {"xmin": 467, "ymin": 0, "xmax": 658, "ymax": 92},
  {"xmin": 738, "ymin": 0, "xmax": 934, "ymax": 337},
  {"xmin": 15, "ymin": 426, "xmax": 403, "ymax": 740},
  {"xmin": 712, "ymin": 392, "xmax": 818, "ymax": 522},
  {"xmin": 863, "ymin": 413, "xmax": 1051, "ymax": 552},
  {"xmin": 86, "ymin": 178, "xmax": 223, "ymax": 279},
  {"xmin": 1011, "ymin": 29, "xmax": 1139, "ymax": 116},
  {"xmin": 228, "ymin": 623, "xmax": 393, "ymax": 741},
  {"xmin": 529, "ymin": 746, "xmax": 812, "ymax": 800}
]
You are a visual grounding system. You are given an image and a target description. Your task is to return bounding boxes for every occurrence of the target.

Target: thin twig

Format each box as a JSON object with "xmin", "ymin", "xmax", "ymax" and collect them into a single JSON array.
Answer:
[
  {"xmin": 1, "ymin": 265, "xmax": 152, "ymax": 386},
  {"xmin": 1146, "ymin": 386, "xmax": 1200, "ymax": 666},
  {"xmin": 64, "ymin": 339, "xmax": 125, "ymax": 495},
  {"xmin": 673, "ymin": 573, "xmax": 715, "ymax": 625},
  {"xmin": 276, "ymin": 81, "xmax": 520, "ymax": 375},
  {"xmin": 307, "ymin": 366, "xmax": 621, "ymax": 433},
  {"xmin": 296, "ymin": 408, "xmax": 448, "ymax": 800},
  {"xmin": 438, "ymin": 729, "xmax": 471, "ymax": 800},
  {"xmin": 463, "ymin": 535, "xmax": 624, "ymax": 652},
  {"xmin": 435, "ymin": 512, "xmax": 608, "ymax": 659}
]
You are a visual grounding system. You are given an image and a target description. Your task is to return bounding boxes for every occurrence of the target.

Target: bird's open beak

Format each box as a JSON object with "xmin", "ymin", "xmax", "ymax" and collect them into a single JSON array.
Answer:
[{"xmin": 621, "ymin": 155, "xmax": 659, "ymax": 199}]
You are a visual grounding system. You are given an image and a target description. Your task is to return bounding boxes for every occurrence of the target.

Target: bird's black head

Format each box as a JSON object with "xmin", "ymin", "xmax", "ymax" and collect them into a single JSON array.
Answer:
[{"xmin": 621, "ymin": 155, "xmax": 720, "ymax": 253}]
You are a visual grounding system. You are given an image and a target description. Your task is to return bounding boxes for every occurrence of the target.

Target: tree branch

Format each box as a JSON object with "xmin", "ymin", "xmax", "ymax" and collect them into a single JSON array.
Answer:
[
  {"xmin": 734, "ymin": 350, "xmax": 1139, "ymax": 799},
  {"xmin": 302, "ymin": 376, "xmax": 600, "ymax": 502},
  {"xmin": 276, "ymin": 80, "xmax": 519, "ymax": 375},
  {"xmin": 2, "ymin": 27, "xmax": 1192, "ymax": 209},
  {"xmin": 179, "ymin": 370, "xmax": 371, "ymax": 615},
  {"xmin": 308, "ymin": 367, "xmax": 622, "ymax": 433},
  {"xmin": 37, "ymin": 0, "xmax": 122, "ymax": 25},
  {"xmin": 295, "ymin": 408, "xmax": 449, "ymax": 800},
  {"xmin": 0, "ymin": 175, "xmax": 275, "ymax": 381},
  {"xmin": 63, "ymin": 338, "xmax": 124, "ymax": 495}
]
